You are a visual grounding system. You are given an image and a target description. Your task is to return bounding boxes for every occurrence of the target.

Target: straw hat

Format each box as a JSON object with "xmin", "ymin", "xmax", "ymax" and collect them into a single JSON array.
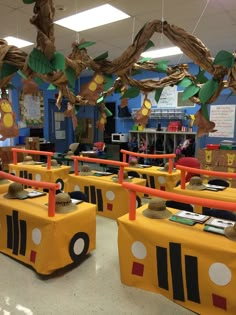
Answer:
[
  {"xmin": 55, "ymin": 193, "xmax": 77, "ymax": 214},
  {"xmin": 112, "ymin": 170, "xmax": 132, "ymax": 183},
  {"xmin": 22, "ymin": 155, "xmax": 36, "ymax": 165},
  {"xmin": 186, "ymin": 176, "xmax": 205, "ymax": 190},
  {"xmin": 4, "ymin": 182, "xmax": 28, "ymax": 199},
  {"xmin": 142, "ymin": 198, "xmax": 172, "ymax": 219},
  {"xmin": 224, "ymin": 223, "xmax": 236, "ymax": 241},
  {"xmin": 129, "ymin": 157, "xmax": 138, "ymax": 167},
  {"xmin": 41, "ymin": 159, "xmax": 61, "ymax": 168},
  {"xmin": 79, "ymin": 165, "xmax": 93, "ymax": 176},
  {"xmin": 69, "ymin": 143, "xmax": 79, "ymax": 153},
  {"xmin": 65, "ymin": 150, "xmax": 74, "ymax": 159}
]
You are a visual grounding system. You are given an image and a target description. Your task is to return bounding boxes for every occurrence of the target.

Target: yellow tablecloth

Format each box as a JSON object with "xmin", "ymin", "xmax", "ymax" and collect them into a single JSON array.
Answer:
[
  {"xmin": 65, "ymin": 174, "xmax": 146, "ymax": 219},
  {"xmin": 0, "ymin": 193, "xmax": 96, "ymax": 275},
  {"xmin": 9, "ymin": 163, "xmax": 71, "ymax": 191},
  {"xmin": 125, "ymin": 166, "xmax": 180, "ymax": 191},
  {"xmin": 118, "ymin": 206, "xmax": 236, "ymax": 315},
  {"xmin": 0, "ymin": 180, "xmax": 11, "ymax": 193},
  {"xmin": 174, "ymin": 186, "xmax": 236, "ymax": 213}
]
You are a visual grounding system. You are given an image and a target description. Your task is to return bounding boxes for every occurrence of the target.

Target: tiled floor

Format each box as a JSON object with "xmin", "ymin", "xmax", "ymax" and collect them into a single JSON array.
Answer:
[{"xmin": 0, "ymin": 216, "xmax": 196, "ymax": 315}]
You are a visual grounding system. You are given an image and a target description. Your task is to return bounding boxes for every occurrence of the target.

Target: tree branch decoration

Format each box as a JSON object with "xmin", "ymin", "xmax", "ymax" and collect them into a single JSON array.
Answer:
[{"xmin": 0, "ymin": 0, "xmax": 235, "ymax": 137}]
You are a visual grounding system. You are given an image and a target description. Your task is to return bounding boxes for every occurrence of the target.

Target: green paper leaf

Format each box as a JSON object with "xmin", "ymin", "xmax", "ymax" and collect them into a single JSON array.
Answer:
[
  {"xmin": 78, "ymin": 41, "xmax": 96, "ymax": 49},
  {"xmin": 154, "ymin": 88, "xmax": 163, "ymax": 103},
  {"xmin": 120, "ymin": 86, "xmax": 140, "ymax": 99},
  {"xmin": 0, "ymin": 63, "xmax": 18, "ymax": 79},
  {"xmin": 195, "ymin": 68, "xmax": 208, "ymax": 84},
  {"xmin": 34, "ymin": 77, "xmax": 44, "ymax": 86},
  {"xmin": 97, "ymin": 96, "xmax": 104, "ymax": 104},
  {"xmin": 103, "ymin": 75, "xmax": 113, "ymax": 91},
  {"xmin": 28, "ymin": 48, "xmax": 53, "ymax": 74},
  {"xmin": 199, "ymin": 79, "xmax": 219, "ymax": 105},
  {"xmin": 201, "ymin": 103, "xmax": 209, "ymax": 121},
  {"xmin": 155, "ymin": 60, "xmax": 169, "ymax": 73},
  {"xmin": 144, "ymin": 40, "xmax": 155, "ymax": 52},
  {"xmin": 17, "ymin": 70, "xmax": 27, "ymax": 79},
  {"xmin": 51, "ymin": 52, "xmax": 65, "ymax": 71},
  {"xmin": 94, "ymin": 51, "xmax": 108, "ymax": 61},
  {"xmin": 23, "ymin": 0, "xmax": 36, "ymax": 3},
  {"xmin": 104, "ymin": 106, "xmax": 113, "ymax": 117},
  {"xmin": 178, "ymin": 77, "xmax": 192, "ymax": 88},
  {"xmin": 213, "ymin": 50, "xmax": 234, "ymax": 68},
  {"xmin": 65, "ymin": 66, "xmax": 76, "ymax": 88},
  {"xmin": 47, "ymin": 83, "xmax": 57, "ymax": 90},
  {"xmin": 182, "ymin": 84, "xmax": 200, "ymax": 101},
  {"xmin": 139, "ymin": 57, "xmax": 152, "ymax": 63}
]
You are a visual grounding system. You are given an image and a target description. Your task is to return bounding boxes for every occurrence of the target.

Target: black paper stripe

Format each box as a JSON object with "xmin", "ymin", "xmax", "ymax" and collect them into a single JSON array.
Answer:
[
  {"xmin": 6, "ymin": 215, "xmax": 13, "ymax": 250},
  {"xmin": 24, "ymin": 170, "xmax": 28, "ymax": 188},
  {"xmin": 90, "ymin": 186, "xmax": 96, "ymax": 204},
  {"xmin": 156, "ymin": 246, "xmax": 168, "ymax": 290},
  {"xmin": 19, "ymin": 170, "xmax": 24, "ymax": 179},
  {"xmin": 170, "ymin": 242, "xmax": 185, "ymax": 301},
  {"xmin": 142, "ymin": 174, "xmax": 149, "ymax": 187},
  {"xmin": 185, "ymin": 255, "xmax": 200, "ymax": 303},
  {"xmin": 149, "ymin": 175, "xmax": 155, "ymax": 189},
  {"xmin": 19, "ymin": 220, "xmax": 27, "ymax": 256},
  {"xmin": 12, "ymin": 210, "xmax": 19, "ymax": 255},
  {"xmin": 28, "ymin": 173, "xmax": 32, "ymax": 188},
  {"xmin": 84, "ymin": 186, "xmax": 89, "ymax": 202},
  {"xmin": 96, "ymin": 189, "xmax": 103, "ymax": 212}
]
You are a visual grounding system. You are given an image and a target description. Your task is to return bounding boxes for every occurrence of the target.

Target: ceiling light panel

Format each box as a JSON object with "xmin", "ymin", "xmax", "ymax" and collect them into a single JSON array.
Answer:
[{"xmin": 4, "ymin": 36, "xmax": 33, "ymax": 48}]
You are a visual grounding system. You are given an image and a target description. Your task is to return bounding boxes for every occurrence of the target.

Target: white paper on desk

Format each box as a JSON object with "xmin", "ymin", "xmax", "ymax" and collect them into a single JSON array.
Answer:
[
  {"xmin": 176, "ymin": 210, "xmax": 209, "ymax": 222},
  {"xmin": 55, "ymin": 130, "xmax": 65, "ymax": 139},
  {"xmin": 206, "ymin": 217, "xmax": 235, "ymax": 228}
]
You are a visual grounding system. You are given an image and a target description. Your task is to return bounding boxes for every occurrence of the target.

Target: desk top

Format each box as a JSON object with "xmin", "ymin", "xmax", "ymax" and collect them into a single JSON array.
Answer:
[
  {"xmin": 9, "ymin": 163, "xmax": 71, "ymax": 173},
  {"xmin": 125, "ymin": 165, "xmax": 180, "ymax": 177}
]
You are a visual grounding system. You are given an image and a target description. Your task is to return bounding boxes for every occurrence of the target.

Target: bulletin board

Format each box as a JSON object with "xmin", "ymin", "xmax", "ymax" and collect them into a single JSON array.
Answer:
[{"xmin": 209, "ymin": 104, "xmax": 236, "ymax": 138}]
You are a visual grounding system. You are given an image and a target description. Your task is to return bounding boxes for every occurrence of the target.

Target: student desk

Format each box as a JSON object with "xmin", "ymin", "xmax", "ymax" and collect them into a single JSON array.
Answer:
[
  {"xmin": 124, "ymin": 166, "xmax": 180, "ymax": 191},
  {"xmin": 9, "ymin": 163, "xmax": 71, "ymax": 191},
  {"xmin": 65, "ymin": 174, "xmax": 146, "ymax": 219},
  {"xmin": 173, "ymin": 186, "xmax": 236, "ymax": 213},
  {"xmin": 118, "ymin": 205, "xmax": 236, "ymax": 315},
  {"xmin": 0, "ymin": 193, "xmax": 96, "ymax": 275}
]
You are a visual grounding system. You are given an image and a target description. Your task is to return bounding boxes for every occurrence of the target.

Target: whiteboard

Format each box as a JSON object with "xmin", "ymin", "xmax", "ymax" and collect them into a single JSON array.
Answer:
[
  {"xmin": 209, "ymin": 104, "xmax": 235, "ymax": 138},
  {"xmin": 141, "ymin": 85, "xmax": 178, "ymax": 108}
]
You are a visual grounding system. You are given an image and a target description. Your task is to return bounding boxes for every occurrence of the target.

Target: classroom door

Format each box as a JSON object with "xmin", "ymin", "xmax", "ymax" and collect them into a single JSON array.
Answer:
[{"xmin": 48, "ymin": 99, "xmax": 73, "ymax": 153}]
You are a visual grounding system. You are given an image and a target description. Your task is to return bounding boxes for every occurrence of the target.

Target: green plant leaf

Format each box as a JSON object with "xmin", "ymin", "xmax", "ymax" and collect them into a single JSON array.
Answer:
[
  {"xmin": 51, "ymin": 52, "xmax": 65, "ymax": 71},
  {"xmin": 47, "ymin": 83, "xmax": 57, "ymax": 90},
  {"xmin": 94, "ymin": 51, "xmax": 109, "ymax": 61},
  {"xmin": 213, "ymin": 50, "xmax": 234, "ymax": 68},
  {"xmin": 195, "ymin": 68, "xmax": 208, "ymax": 83},
  {"xmin": 65, "ymin": 66, "xmax": 76, "ymax": 88},
  {"xmin": 178, "ymin": 77, "xmax": 192, "ymax": 88},
  {"xmin": 103, "ymin": 75, "xmax": 113, "ymax": 90},
  {"xmin": 28, "ymin": 48, "xmax": 53, "ymax": 74},
  {"xmin": 182, "ymin": 84, "xmax": 200, "ymax": 101},
  {"xmin": 78, "ymin": 41, "xmax": 96, "ymax": 49},
  {"xmin": 199, "ymin": 79, "xmax": 219, "ymax": 105},
  {"xmin": 155, "ymin": 60, "xmax": 169, "ymax": 73},
  {"xmin": 154, "ymin": 88, "xmax": 163, "ymax": 103},
  {"xmin": 23, "ymin": 0, "xmax": 36, "ymax": 3},
  {"xmin": 120, "ymin": 86, "xmax": 140, "ymax": 99},
  {"xmin": 0, "ymin": 63, "xmax": 18, "ymax": 79},
  {"xmin": 201, "ymin": 103, "xmax": 209, "ymax": 121},
  {"xmin": 143, "ymin": 40, "xmax": 155, "ymax": 52}
]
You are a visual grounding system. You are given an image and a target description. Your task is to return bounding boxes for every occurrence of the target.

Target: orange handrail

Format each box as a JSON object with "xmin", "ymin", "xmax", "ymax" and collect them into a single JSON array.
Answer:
[
  {"xmin": 71, "ymin": 156, "xmax": 129, "ymax": 184},
  {"xmin": 122, "ymin": 182, "xmax": 236, "ymax": 221},
  {"xmin": 176, "ymin": 165, "xmax": 236, "ymax": 189},
  {"xmin": 11, "ymin": 148, "xmax": 54, "ymax": 170},
  {"xmin": 121, "ymin": 149, "xmax": 176, "ymax": 174},
  {"xmin": 0, "ymin": 171, "xmax": 59, "ymax": 217}
]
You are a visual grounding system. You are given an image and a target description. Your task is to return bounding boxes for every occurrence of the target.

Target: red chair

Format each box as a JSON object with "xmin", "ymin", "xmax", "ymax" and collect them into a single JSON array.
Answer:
[
  {"xmin": 175, "ymin": 157, "xmax": 200, "ymax": 182},
  {"xmin": 93, "ymin": 142, "xmax": 105, "ymax": 151}
]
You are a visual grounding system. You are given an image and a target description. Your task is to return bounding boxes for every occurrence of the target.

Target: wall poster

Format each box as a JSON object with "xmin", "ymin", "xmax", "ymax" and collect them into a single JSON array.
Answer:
[{"xmin": 209, "ymin": 104, "xmax": 235, "ymax": 138}]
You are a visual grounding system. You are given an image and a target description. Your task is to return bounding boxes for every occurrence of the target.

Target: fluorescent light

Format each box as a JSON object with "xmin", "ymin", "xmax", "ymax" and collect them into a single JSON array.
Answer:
[
  {"xmin": 141, "ymin": 46, "xmax": 183, "ymax": 58},
  {"xmin": 4, "ymin": 36, "xmax": 33, "ymax": 48},
  {"xmin": 54, "ymin": 4, "xmax": 130, "ymax": 32}
]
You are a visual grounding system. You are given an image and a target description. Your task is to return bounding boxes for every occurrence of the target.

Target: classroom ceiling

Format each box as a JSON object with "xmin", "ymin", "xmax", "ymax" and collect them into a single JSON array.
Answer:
[{"xmin": 0, "ymin": 0, "xmax": 236, "ymax": 77}]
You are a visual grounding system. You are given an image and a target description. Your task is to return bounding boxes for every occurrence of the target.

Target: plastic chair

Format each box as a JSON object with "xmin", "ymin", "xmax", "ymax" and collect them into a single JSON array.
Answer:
[
  {"xmin": 175, "ymin": 157, "xmax": 201, "ymax": 182},
  {"xmin": 165, "ymin": 200, "xmax": 194, "ymax": 212},
  {"xmin": 208, "ymin": 179, "xmax": 229, "ymax": 187},
  {"xmin": 203, "ymin": 207, "xmax": 236, "ymax": 221}
]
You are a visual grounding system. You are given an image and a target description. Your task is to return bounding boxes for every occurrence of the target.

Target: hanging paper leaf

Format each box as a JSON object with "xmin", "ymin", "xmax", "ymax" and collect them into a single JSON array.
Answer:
[
  {"xmin": 94, "ymin": 51, "xmax": 109, "ymax": 61},
  {"xmin": 28, "ymin": 48, "xmax": 53, "ymax": 74},
  {"xmin": 47, "ymin": 83, "xmax": 57, "ymax": 90},
  {"xmin": 51, "ymin": 52, "xmax": 65, "ymax": 71},
  {"xmin": 78, "ymin": 41, "xmax": 96, "ymax": 49},
  {"xmin": 201, "ymin": 103, "xmax": 209, "ymax": 121},
  {"xmin": 144, "ymin": 40, "xmax": 155, "ymax": 52},
  {"xmin": 34, "ymin": 77, "xmax": 44, "ymax": 86},
  {"xmin": 17, "ymin": 70, "xmax": 27, "ymax": 79},
  {"xmin": 0, "ymin": 63, "xmax": 18, "ymax": 79},
  {"xmin": 178, "ymin": 77, "xmax": 192, "ymax": 88},
  {"xmin": 103, "ymin": 75, "xmax": 113, "ymax": 90},
  {"xmin": 23, "ymin": 0, "xmax": 36, "ymax": 3},
  {"xmin": 154, "ymin": 88, "xmax": 163, "ymax": 103},
  {"xmin": 97, "ymin": 96, "xmax": 104, "ymax": 104},
  {"xmin": 65, "ymin": 66, "xmax": 76, "ymax": 88},
  {"xmin": 199, "ymin": 79, "xmax": 219, "ymax": 105},
  {"xmin": 182, "ymin": 84, "xmax": 200, "ymax": 101},
  {"xmin": 213, "ymin": 50, "xmax": 234, "ymax": 68},
  {"xmin": 195, "ymin": 69, "xmax": 208, "ymax": 84},
  {"xmin": 155, "ymin": 61, "xmax": 168, "ymax": 73},
  {"xmin": 104, "ymin": 106, "xmax": 113, "ymax": 117},
  {"xmin": 120, "ymin": 86, "xmax": 140, "ymax": 99},
  {"xmin": 139, "ymin": 57, "xmax": 152, "ymax": 63}
]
